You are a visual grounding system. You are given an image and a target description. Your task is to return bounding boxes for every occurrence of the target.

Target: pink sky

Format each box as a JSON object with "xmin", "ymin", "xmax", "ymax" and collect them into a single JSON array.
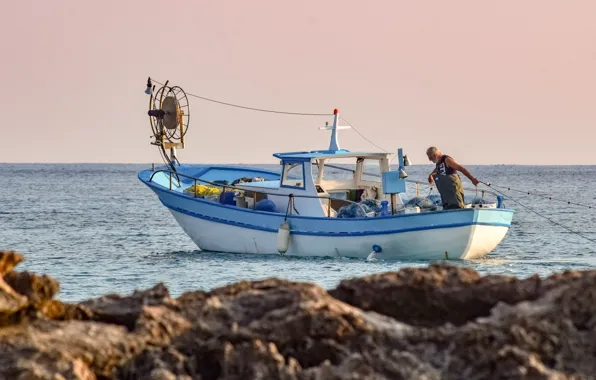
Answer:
[{"xmin": 2, "ymin": 1, "xmax": 595, "ymax": 165}]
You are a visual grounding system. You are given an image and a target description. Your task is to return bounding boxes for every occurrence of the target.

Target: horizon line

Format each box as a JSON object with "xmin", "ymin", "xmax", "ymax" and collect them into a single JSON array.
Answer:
[{"xmin": 2, "ymin": 162, "xmax": 596, "ymax": 167}]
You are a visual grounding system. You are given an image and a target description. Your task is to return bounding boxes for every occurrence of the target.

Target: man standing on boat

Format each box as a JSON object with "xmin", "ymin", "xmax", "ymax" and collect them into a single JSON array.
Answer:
[{"xmin": 426, "ymin": 146, "xmax": 479, "ymax": 210}]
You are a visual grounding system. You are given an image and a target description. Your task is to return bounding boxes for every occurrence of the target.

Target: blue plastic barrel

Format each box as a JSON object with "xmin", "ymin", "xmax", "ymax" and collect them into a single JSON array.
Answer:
[
  {"xmin": 255, "ymin": 199, "xmax": 277, "ymax": 212},
  {"xmin": 220, "ymin": 191, "xmax": 237, "ymax": 205},
  {"xmin": 380, "ymin": 200, "xmax": 390, "ymax": 216}
]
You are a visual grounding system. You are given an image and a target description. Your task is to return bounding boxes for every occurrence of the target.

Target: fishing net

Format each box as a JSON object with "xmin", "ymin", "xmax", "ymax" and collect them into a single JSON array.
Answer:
[
  {"xmin": 337, "ymin": 203, "xmax": 368, "ymax": 218},
  {"xmin": 360, "ymin": 199, "xmax": 383, "ymax": 214},
  {"xmin": 469, "ymin": 197, "xmax": 490, "ymax": 204},
  {"xmin": 184, "ymin": 184, "xmax": 222, "ymax": 197},
  {"xmin": 336, "ymin": 199, "xmax": 383, "ymax": 218},
  {"xmin": 404, "ymin": 195, "xmax": 441, "ymax": 211}
]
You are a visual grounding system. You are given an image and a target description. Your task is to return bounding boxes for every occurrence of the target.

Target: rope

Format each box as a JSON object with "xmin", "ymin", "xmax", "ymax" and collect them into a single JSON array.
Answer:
[
  {"xmin": 479, "ymin": 181, "xmax": 596, "ymax": 244},
  {"xmin": 408, "ymin": 178, "xmax": 594, "ymax": 210},
  {"xmin": 483, "ymin": 182, "xmax": 594, "ymax": 209},
  {"xmin": 338, "ymin": 115, "xmax": 390, "ymax": 153},
  {"xmin": 151, "ymin": 79, "xmax": 332, "ymax": 116},
  {"xmin": 151, "ymin": 78, "xmax": 395, "ymax": 159},
  {"xmin": 284, "ymin": 195, "xmax": 293, "ymax": 221},
  {"xmin": 405, "ymin": 178, "xmax": 500, "ymax": 198}
]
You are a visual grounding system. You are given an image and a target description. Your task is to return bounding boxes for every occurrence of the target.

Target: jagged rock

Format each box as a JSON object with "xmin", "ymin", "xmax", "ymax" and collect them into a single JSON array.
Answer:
[
  {"xmin": 77, "ymin": 282, "xmax": 177, "ymax": 330},
  {"xmin": 0, "ymin": 250, "xmax": 65, "ymax": 326},
  {"xmin": 0, "ymin": 319, "xmax": 146, "ymax": 379},
  {"xmin": 41, "ymin": 299, "xmax": 94, "ymax": 321},
  {"xmin": 0, "ymin": 251, "xmax": 31, "ymax": 326},
  {"xmin": 115, "ymin": 275, "xmax": 596, "ymax": 379},
  {"xmin": 0, "ymin": 250, "xmax": 23, "ymax": 275},
  {"xmin": 329, "ymin": 263, "xmax": 596, "ymax": 327},
  {"xmin": 3, "ymin": 250, "xmax": 596, "ymax": 379},
  {"xmin": 4, "ymin": 271, "xmax": 60, "ymax": 306},
  {"xmin": 0, "ymin": 275, "xmax": 28, "ymax": 325}
]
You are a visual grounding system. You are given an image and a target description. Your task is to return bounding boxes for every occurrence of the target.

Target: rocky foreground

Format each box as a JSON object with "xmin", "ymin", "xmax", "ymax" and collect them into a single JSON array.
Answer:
[{"xmin": 1, "ymin": 251, "xmax": 595, "ymax": 379}]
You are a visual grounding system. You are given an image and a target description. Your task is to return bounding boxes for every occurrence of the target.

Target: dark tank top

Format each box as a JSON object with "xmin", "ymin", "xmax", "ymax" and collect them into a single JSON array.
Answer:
[{"xmin": 435, "ymin": 155, "xmax": 457, "ymax": 176}]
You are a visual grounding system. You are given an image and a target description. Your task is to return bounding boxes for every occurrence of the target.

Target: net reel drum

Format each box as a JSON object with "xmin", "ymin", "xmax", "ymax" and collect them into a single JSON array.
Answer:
[{"xmin": 145, "ymin": 77, "xmax": 190, "ymax": 168}]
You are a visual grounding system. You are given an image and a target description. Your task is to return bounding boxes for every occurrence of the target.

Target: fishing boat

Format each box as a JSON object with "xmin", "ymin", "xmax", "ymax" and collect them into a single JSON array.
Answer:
[{"xmin": 138, "ymin": 79, "xmax": 514, "ymax": 260}]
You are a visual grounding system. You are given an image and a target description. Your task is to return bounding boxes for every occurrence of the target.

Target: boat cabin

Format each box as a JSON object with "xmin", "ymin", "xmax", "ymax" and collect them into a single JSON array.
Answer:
[
  {"xmin": 231, "ymin": 148, "xmax": 409, "ymax": 217},
  {"xmin": 230, "ymin": 109, "xmax": 409, "ymax": 217}
]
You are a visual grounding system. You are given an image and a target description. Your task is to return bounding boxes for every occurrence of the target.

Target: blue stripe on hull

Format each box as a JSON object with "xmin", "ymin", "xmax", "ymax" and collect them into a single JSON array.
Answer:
[
  {"xmin": 161, "ymin": 199, "xmax": 510, "ymax": 237},
  {"xmin": 139, "ymin": 170, "xmax": 513, "ymax": 238}
]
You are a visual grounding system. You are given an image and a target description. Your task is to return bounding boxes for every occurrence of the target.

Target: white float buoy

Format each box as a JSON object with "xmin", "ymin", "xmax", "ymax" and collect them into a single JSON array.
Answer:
[
  {"xmin": 366, "ymin": 244, "xmax": 382, "ymax": 261},
  {"xmin": 277, "ymin": 222, "xmax": 290, "ymax": 254}
]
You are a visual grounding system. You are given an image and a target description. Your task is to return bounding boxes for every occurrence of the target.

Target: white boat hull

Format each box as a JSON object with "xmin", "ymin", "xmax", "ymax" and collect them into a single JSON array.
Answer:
[
  {"xmin": 138, "ymin": 167, "xmax": 513, "ymax": 261},
  {"xmin": 169, "ymin": 208, "xmax": 509, "ymax": 260}
]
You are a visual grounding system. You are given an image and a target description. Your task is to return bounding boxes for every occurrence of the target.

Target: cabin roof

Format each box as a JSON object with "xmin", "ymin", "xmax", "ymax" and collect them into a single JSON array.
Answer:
[{"xmin": 272, "ymin": 149, "xmax": 390, "ymax": 161}]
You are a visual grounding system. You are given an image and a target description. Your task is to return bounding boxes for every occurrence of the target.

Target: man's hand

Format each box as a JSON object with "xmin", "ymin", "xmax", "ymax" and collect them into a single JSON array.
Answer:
[
  {"xmin": 471, "ymin": 177, "xmax": 479, "ymax": 186},
  {"xmin": 428, "ymin": 174, "xmax": 435, "ymax": 184}
]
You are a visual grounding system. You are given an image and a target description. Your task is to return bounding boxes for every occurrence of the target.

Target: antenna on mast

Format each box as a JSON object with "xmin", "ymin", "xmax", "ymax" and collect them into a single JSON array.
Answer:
[{"xmin": 318, "ymin": 109, "xmax": 351, "ymax": 150}]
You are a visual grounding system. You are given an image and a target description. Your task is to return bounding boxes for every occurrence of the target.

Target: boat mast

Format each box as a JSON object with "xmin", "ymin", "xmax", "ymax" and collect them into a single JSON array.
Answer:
[{"xmin": 320, "ymin": 109, "xmax": 350, "ymax": 151}]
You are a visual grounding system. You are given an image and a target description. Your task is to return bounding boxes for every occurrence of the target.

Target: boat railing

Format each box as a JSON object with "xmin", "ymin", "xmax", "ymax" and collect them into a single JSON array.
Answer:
[
  {"xmin": 320, "ymin": 162, "xmax": 500, "ymax": 198},
  {"xmin": 148, "ymin": 169, "xmax": 376, "ymax": 217}
]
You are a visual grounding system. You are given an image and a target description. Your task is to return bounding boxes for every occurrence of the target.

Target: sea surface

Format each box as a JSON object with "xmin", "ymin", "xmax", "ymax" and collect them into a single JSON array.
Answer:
[{"xmin": 1, "ymin": 163, "xmax": 596, "ymax": 302}]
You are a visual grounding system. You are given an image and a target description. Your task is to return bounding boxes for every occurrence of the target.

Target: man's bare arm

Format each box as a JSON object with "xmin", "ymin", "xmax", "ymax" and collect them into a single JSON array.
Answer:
[
  {"xmin": 445, "ymin": 157, "xmax": 479, "ymax": 186},
  {"xmin": 428, "ymin": 169, "xmax": 437, "ymax": 184}
]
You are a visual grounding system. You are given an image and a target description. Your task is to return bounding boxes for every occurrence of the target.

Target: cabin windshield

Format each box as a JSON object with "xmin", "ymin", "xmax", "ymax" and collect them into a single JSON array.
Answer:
[
  {"xmin": 311, "ymin": 156, "xmax": 387, "ymax": 203},
  {"xmin": 281, "ymin": 161, "xmax": 305, "ymax": 189},
  {"xmin": 360, "ymin": 158, "xmax": 382, "ymax": 182}
]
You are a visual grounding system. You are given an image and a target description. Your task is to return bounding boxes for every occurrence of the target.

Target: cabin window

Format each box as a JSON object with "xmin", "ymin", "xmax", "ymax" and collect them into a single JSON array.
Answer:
[
  {"xmin": 360, "ymin": 159, "xmax": 382, "ymax": 181},
  {"xmin": 322, "ymin": 163, "xmax": 353, "ymax": 181},
  {"xmin": 311, "ymin": 160, "xmax": 320, "ymax": 181},
  {"xmin": 281, "ymin": 161, "xmax": 305, "ymax": 189}
]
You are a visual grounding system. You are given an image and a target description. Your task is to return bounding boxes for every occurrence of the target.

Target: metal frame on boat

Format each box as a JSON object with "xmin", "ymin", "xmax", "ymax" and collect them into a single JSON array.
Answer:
[{"xmin": 138, "ymin": 79, "xmax": 514, "ymax": 260}]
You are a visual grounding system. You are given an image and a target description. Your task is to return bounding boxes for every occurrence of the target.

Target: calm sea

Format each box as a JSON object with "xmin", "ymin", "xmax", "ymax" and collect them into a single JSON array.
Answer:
[{"xmin": 1, "ymin": 163, "xmax": 595, "ymax": 302}]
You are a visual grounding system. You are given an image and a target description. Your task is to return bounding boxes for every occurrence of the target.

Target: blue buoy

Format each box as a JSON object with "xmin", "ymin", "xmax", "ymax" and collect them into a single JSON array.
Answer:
[
  {"xmin": 367, "ymin": 244, "xmax": 383, "ymax": 261},
  {"xmin": 380, "ymin": 200, "xmax": 390, "ymax": 216},
  {"xmin": 255, "ymin": 199, "xmax": 277, "ymax": 213}
]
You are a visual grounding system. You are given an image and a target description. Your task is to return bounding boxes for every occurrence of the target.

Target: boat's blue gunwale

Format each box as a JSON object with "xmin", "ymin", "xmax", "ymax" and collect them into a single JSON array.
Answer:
[
  {"xmin": 160, "ymin": 199, "xmax": 511, "ymax": 237},
  {"xmin": 191, "ymin": 165, "xmax": 281, "ymax": 179},
  {"xmin": 141, "ymin": 170, "xmax": 513, "ymax": 237},
  {"xmin": 139, "ymin": 170, "xmax": 514, "ymax": 224}
]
